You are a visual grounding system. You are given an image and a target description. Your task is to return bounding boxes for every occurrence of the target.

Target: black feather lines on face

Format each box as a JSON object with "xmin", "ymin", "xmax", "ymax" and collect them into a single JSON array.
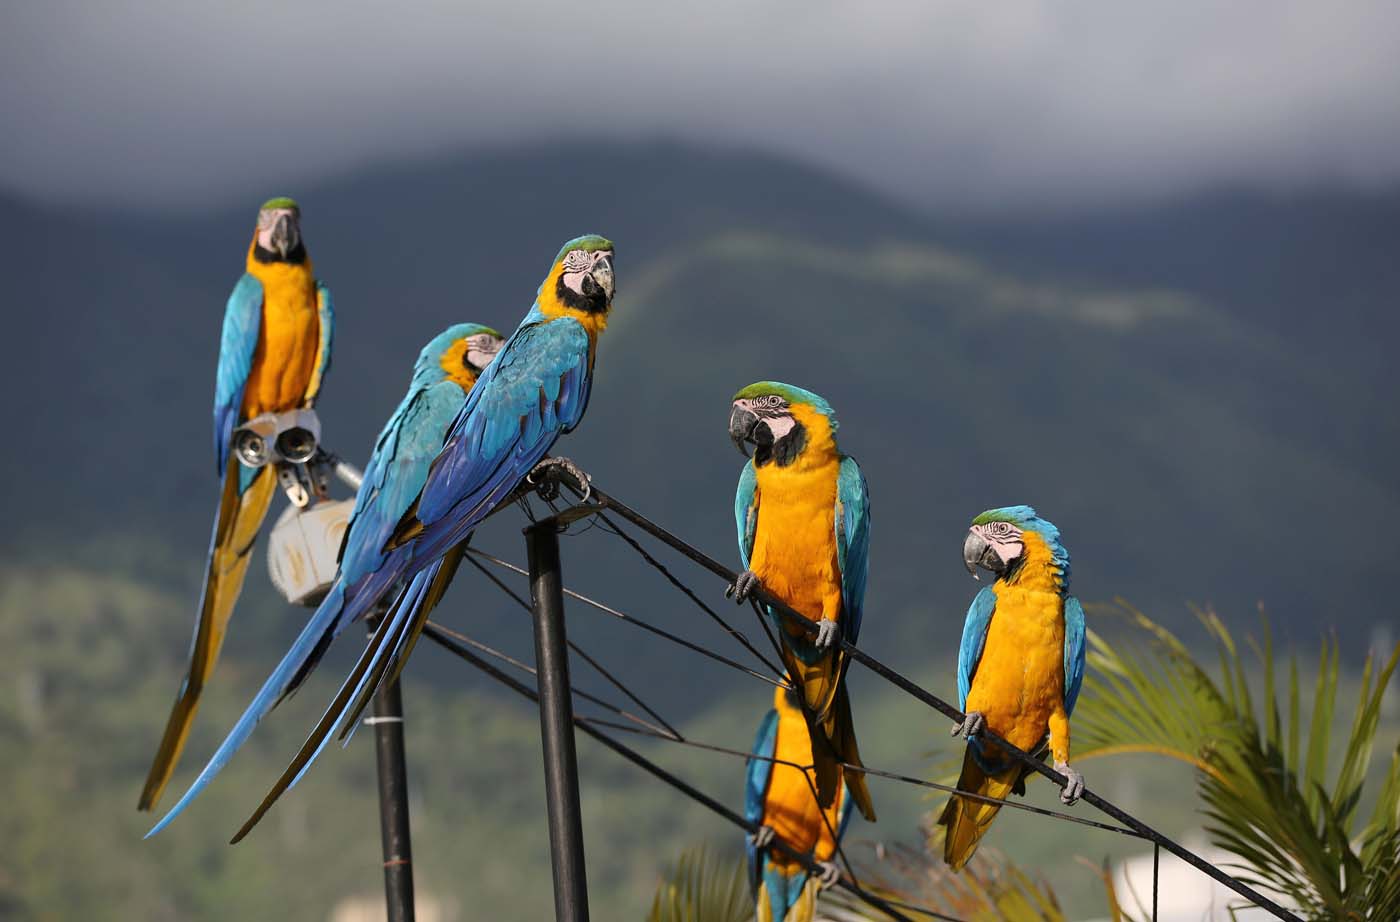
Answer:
[
  {"xmin": 252, "ymin": 242, "xmax": 308, "ymax": 265},
  {"xmin": 556, "ymin": 269, "xmax": 608, "ymax": 313}
]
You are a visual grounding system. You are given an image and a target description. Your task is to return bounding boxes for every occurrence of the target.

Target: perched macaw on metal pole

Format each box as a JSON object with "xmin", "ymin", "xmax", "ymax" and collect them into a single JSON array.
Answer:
[
  {"xmin": 728, "ymin": 381, "xmax": 876, "ymax": 823},
  {"xmin": 938, "ymin": 505, "xmax": 1087, "ymax": 869},
  {"xmin": 145, "ymin": 323, "xmax": 505, "ymax": 837},
  {"xmin": 140, "ymin": 198, "xmax": 334, "ymax": 812}
]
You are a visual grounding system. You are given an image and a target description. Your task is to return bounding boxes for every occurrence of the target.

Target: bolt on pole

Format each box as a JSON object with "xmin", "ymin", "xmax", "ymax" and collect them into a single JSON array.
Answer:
[{"xmin": 526, "ymin": 521, "xmax": 591, "ymax": 922}]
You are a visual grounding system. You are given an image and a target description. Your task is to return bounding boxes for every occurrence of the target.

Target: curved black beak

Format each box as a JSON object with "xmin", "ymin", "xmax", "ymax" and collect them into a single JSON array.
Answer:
[
  {"xmin": 963, "ymin": 530, "xmax": 1004, "ymax": 581},
  {"xmin": 271, "ymin": 214, "xmax": 298, "ymax": 259},
  {"xmin": 591, "ymin": 255, "xmax": 615, "ymax": 300},
  {"xmin": 729, "ymin": 403, "xmax": 759, "ymax": 457}
]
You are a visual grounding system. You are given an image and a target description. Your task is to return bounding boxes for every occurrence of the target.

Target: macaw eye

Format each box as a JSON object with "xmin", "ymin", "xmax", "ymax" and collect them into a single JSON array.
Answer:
[
  {"xmin": 990, "ymin": 522, "xmax": 1013, "ymax": 537},
  {"xmin": 761, "ymin": 395, "xmax": 784, "ymax": 409},
  {"xmin": 563, "ymin": 250, "xmax": 591, "ymax": 272}
]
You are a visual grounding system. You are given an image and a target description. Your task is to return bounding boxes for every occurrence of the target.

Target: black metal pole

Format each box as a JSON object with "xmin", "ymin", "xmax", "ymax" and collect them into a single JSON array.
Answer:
[
  {"xmin": 526, "ymin": 522, "xmax": 590, "ymax": 922},
  {"xmin": 368, "ymin": 624, "xmax": 416, "ymax": 922}
]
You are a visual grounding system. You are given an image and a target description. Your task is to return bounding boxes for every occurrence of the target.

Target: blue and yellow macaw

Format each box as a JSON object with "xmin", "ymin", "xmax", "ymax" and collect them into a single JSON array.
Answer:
[
  {"xmin": 938, "ymin": 506, "xmax": 1086, "ymax": 869},
  {"xmin": 729, "ymin": 382, "xmax": 876, "ymax": 823},
  {"xmin": 176, "ymin": 234, "xmax": 615, "ymax": 842},
  {"xmin": 745, "ymin": 684, "xmax": 853, "ymax": 922},
  {"xmin": 146, "ymin": 322, "xmax": 506, "ymax": 837},
  {"xmin": 140, "ymin": 198, "xmax": 334, "ymax": 812}
]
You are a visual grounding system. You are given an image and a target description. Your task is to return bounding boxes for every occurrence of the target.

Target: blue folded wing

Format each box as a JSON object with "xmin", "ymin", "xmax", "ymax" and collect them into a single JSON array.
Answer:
[
  {"xmin": 1062, "ymin": 595, "xmax": 1087, "ymax": 716},
  {"xmin": 404, "ymin": 316, "xmax": 594, "ymax": 564},
  {"xmin": 734, "ymin": 461, "xmax": 758, "ymax": 569},
  {"xmin": 145, "ymin": 377, "xmax": 469, "ymax": 839},
  {"xmin": 212, "ymin": 274, "xmax": 263, "ymax": 473},
  {"xmin": 305, "ymin": 281, "xmax": 334, "ymax": 402},
  {"xmin": 957, "ymin": 586, "xmax": 998, "ymax": 711},
  {"xmin": 834, "ymin": 455, "xmax": 870, "ymax": 645},
  {"xmin": 744, "ymin": 707, "xmax": 779, "ymax": 890}
]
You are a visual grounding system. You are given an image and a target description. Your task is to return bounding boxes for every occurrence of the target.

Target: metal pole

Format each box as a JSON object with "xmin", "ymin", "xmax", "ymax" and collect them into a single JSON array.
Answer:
[
  {"xmin": 368, "ymin": 623, "xmax": 416, "ymax": 922},
  {"xmin": 526, "ymin": 521, "xmax": 591, "ymax": 922}
]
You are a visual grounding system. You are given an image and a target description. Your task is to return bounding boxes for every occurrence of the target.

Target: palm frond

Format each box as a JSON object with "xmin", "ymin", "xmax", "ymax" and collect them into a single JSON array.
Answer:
[
  {"xmin": 1075, "ymin": 603, "xmax": 1400, "ymax": 921},
  {"xmin": 647, "ymin": 846, "xmax": 751, "ymax": 922}
]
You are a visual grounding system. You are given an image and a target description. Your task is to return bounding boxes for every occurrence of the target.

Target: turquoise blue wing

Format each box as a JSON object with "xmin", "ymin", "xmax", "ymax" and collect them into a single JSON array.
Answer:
[
  {"xmin": 744, "ymin": 707, "xmax": 779, "ymax": 891},
  {"xmin": 204, "ymin": 315, "xmax": 598, "ymax": 841},
  {"xmin": 956, "ymin": 586, "xmax": 998, "ymax": 711},
  {"xmin": 145, "ymin": 377, "xmax": 467, "ymax": 839},
  {"xmin": 403, "ymin": 316, "xmax": 594, "ymax": 563},
  {"xmin": 734, "ymin": 461, "xmax": 758, "ymax": 569},
  {"xmin": 1062, "ymin": 595, "xmax": 1086, "ymax": 716},
  {"xmin": 834, "ymin": 455, "xmax": 870, "ymax": 645},
  {"xmin": 213, "ymin": 274, "xmax": 263, "ymax": 473},
  {"xmin": 305, "ymin": 281, "xmax": 334, "ymax": 402}
]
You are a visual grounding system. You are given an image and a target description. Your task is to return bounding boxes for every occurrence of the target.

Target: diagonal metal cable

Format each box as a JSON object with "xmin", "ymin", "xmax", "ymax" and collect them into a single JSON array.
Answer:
[
  {"xmin": 465, "ymin": 547, "xmax": 792, "ymax": 691},
  {"xmin": 421, "ymin": 621, "xmax": 966, "ymax": 922},
  {"xmin": 589, "ymin": 510, "xmax": 790, "ymax": 682},
  {"xmin": 426, "ymin": 621, "xmax": 676, "ymax": 741},
  {"xmin": 461, "ymin": 550, "xmax": 683, "ymax": 740}
]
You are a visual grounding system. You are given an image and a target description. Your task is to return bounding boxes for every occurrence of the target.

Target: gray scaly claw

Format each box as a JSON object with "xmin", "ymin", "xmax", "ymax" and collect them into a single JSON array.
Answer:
[
  {"xmin": 814, "ymin": 618, "xmax": 841, "ymax": 650},
  {"xmin": 726, "ymin": 569, "xmax": 761, "ymax": 604},
  {"xmin": 1054, "ymin": 760, "xmax": 1085, "ymax": 805},
  {"xmin": 528, "ymin": 456, "xmax": 592, "ymax": 503},
  {"xmin": 815, "ymin": 860, "xmax": 841, "ymax": 890},
  {"xmin": 750, "ymin": 824, "xmax": 775, "ymax": 849},
  {"xmin": 951, "ymin": 710, "xmax": 986, "ymax": 739}
]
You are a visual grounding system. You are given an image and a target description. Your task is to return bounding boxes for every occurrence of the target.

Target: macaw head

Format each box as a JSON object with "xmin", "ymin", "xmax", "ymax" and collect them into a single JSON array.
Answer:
[
  {"xmin": 962, "ymin": 505, "xmax": 1071, "ymax": 589},
  {"xmin": 729, "ymin": 381, "xmax": 838, "ymax": 468},
  {"xmin": 416, "ymin": 322, "xmax": 506, "ymax": 391},
  {"xmin": 541, "ymin": 234, "xmax": 615, "ymax": 316},
  {"xmin": 253, "ymin": 197, "xmax": 305, "ymax": 263}
]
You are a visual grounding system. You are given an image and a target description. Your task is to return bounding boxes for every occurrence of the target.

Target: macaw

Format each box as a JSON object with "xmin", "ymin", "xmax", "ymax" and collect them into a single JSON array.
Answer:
[
  {"xmin": 145, "ymin": 322, "xmax": 506, "ymax": 837},
  {"xmin": 745, "ymin": 684, "xmax": 853, "ymax": 922},
  {"xmin": 937, "ymin": 506, "xmax": 1086, "ymax": 870},
  {"xmin": 191, "ymin": 234, "xmax": 614, "ymax": 842},
  {"xmin": 728, "ymin": 382, "xmax": 876, "ymax": 823},
  {"xmin": 140, "ymin": 198, "xmax": 334, "ymax": 812}
]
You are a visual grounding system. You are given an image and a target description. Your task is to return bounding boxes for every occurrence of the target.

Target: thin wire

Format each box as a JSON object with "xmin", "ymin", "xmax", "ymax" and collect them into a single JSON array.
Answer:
[
  {"xmin": 465, "ymin": 547, "xmax": 793, "ymax": 690},
  {"xmin": 578, "ymin": 717, "xmax": 1142, "ymax": 839},
  {"xmin": 1152, "ymin": 842, "xmax": 1159, "ymax": 922},
  {"xmin": 422, "ymin": 621, "xmax": 953, "ymax": 922},
  {"xmin": 461, "ymin": 551, "xmax": 683, "ymax": 740},
  {"xmin": 424, "ymin": 621, "xmax": 676, "ymax": 740},
  {"xmin": 590, "ymin": 511, "xmax": 790, "ymax": 682}
]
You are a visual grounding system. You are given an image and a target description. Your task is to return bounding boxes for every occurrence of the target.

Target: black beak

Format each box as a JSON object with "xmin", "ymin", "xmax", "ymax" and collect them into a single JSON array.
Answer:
[
  {"xmin": 729, "ymin": 404, "xmax": 759, "ymax": 457},
  {"xmin": 963, "ymin": 530, "xmax": 1004, "ymax": 581},
  {"xmin": 271, "ymin": 214, "xmax": 298, "ymax": 259},
  {"xmin": 591, "ymin": 255, "xmax": 615, "ymax": 300}
]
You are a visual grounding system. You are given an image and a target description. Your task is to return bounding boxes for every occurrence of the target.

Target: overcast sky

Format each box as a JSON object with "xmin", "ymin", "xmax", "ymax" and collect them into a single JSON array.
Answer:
[{"xmin": 4, "ymin": 1, "xmax": 1399, "ymax": 213}]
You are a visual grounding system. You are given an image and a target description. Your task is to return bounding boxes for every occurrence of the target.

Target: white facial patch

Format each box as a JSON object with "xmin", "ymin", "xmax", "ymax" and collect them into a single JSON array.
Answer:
[
  {"xmin": 972, "ymin": 521, "xmax": 1024, "ymax": 565},
  {"xmin": 465, "ymin": 334, "xmax": 504, "ymax": 370},
  {"xmin": 561, "ymin": 249, "xmax": 613, "ymax": 296}
]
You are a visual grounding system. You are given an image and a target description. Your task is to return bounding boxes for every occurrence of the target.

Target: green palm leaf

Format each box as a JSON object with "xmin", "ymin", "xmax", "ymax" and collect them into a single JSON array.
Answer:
[{"xmin": 1076, "ymin": 604, "xmax": 1400, "ymax": 921}]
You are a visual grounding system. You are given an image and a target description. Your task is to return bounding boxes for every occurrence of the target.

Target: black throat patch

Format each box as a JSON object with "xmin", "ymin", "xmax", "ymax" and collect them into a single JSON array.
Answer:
[
  {"xmin": 252, "ymin": 242, "xmax": 308, "ymax": 265},
  {"xmin": 754, "ymin": 419, "xmax": 807, "ymax": 468},
  {"xmin": 556, "ymin": 272, "xmax": 609, "ymax": 314}
]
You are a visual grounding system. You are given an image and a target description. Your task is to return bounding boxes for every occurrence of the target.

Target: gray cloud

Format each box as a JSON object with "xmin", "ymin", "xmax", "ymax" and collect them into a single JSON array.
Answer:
[{"xmin": 4, "ymin": 0, "xmax": 1399, "ymax": 212}]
